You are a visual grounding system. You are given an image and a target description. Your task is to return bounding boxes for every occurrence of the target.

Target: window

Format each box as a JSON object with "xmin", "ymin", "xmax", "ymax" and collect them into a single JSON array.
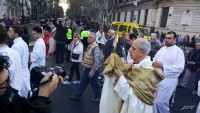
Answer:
[
  {"xmin": 124, "ymin": 12, "xmax": 127, "ymax": 22},
  {"xmin": 138, "ymin": 28, "xmax": 150, "ymax": 36},
  {"xmin": 117, "ymin": 12, "xmax": 121, "ymax": 21},
  {"xmin": 111, "ymin": 24, "xmax": 119, "ymax": 31},
  {"xmin": 128, "ymin": 26, "xmax": 131, "ymax": 33},
  {"xmin": 137, "ymin": 11, "xmax": 140, "ymax": 24},
  {"xmin": 113, "ymin": 12, "xmax": 115, "ymax": 21},
  {"xmin": 119, "ymin": 25, "xmax": 127, "ymax": 32},
  {"xmin": 131, "ymin": 11, "xmax": 134, "ymax": 22},
  {"xmin": 144, "ymin": 9, "xmax": 148, "ymax": 25},
  {"xmin": 132, "ymin": 28, "xmax": 138, "ymax": 36}
]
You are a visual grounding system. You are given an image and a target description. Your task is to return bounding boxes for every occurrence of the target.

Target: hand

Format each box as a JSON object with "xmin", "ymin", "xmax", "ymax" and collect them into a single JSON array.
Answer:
[
  {"xmin": 88, "ymin": 70, "xmax": 94, "ymax": 78},
  {"xmin": 70, "ymin": 41, "xmax": 74, "ymax": 46},
  {"xmin": 114, "ymin": 67, "xmax": 123, "ymax": 80},
  {"xmin": 38, "ymin": 72, "xmax": 63, "ymax": 97},
  {"xmin": 190, "ymin": 61, "xmax": 195, "ymax": 65},
  {"xmin": 152, "ymin": 61, "xmax": 163, "ymax": 69},
  {"xmin": 46, "ymin": 55, "xmax": 49, "ymax": 60}
]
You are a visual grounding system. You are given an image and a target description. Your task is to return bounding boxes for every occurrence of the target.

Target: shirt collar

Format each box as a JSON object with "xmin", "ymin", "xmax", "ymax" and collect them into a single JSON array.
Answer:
[{"xmin": 13, "ymin": 37, "xmax": 22, "ymax": 43}]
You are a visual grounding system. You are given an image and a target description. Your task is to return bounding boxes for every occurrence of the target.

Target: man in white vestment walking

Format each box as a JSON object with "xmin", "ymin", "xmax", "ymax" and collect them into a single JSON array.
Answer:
[
  {"xmin": 7, "ymin": 25, "xmax": 31, "ymax": 98},
  {"xmin": 153, "ymin": 31, "xmax": 185, "ymax": 113},
  {"xmin": 30, "ymin": 26, "xmax": 46, "ymax": 70},
  {"xmin": 0, "ymin": 24, "xmax": 23, "ymax": 96}
]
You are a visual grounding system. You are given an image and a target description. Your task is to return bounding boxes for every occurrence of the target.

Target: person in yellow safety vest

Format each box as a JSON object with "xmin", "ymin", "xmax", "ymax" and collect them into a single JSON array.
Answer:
[
  {"xmin": 66, "ymin": 21, "xmax": 76, "ymax": 61},
  {"xmin": 81, "ymin": 30, "xmax": 90, "ymax": 49}
]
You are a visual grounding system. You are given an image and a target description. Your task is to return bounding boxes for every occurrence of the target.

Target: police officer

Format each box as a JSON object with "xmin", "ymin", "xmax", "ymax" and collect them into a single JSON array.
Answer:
[
  {"xmin": 81, "ymin": 27, "xmax": 90, "ymax": 49},
  {"xmin": 70, "ymin": 32, "xmax": 101, "ymax": 102}
]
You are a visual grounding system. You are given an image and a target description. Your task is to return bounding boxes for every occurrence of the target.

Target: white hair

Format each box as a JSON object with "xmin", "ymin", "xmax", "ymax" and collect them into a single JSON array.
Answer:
[
  {"xmin": 109, "ymin": 29, "xmax": 115, "ymax": 36},
  {"xmin": 89, "ymin": 32, "xmax": 96, "ymax": 39},
  {"xmin": 136, "ymin": 38, "xmax": 151, "ymax": 55}
]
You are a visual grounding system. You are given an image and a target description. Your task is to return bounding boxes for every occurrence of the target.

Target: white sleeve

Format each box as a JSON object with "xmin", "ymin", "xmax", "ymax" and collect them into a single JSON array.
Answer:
[
  {"xmin": 163, "ymin": 50, "xmax": 185, "ymax": 78},
  {"xmin": 68, "ymin": 44, "xmax": 72, "ymax": 51},
  {"xmin": 114, "ymin": 75, "xmax": 130, "ymax": 103},
  {"xmin": 96, "ymin": 33, "xmax": 99, "ymax": 44},
  {"xmin": 31, "ymin": 43, "xmax": 42, "ymax": 62}
]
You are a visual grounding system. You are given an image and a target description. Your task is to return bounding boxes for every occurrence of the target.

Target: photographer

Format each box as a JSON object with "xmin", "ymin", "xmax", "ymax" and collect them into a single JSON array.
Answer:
[{"xmin": 0, "ymin": 55, "xmax": 63, "ymax": 113}]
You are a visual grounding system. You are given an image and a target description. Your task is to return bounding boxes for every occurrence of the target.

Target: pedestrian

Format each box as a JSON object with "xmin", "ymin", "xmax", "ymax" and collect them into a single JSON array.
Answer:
[
  {"xmin": 21, "ymin": 26, "xmax": 30, "ymax": 46},
  {"xmin": 66, "ymin": 21, "xmax": 76, "ymax": 61},
  {"xmin": 179, "ymin": 41, "xmax": 200, "ymax": 94},
  {"xmin": 96, "ymin": 25, "xmax": 107, "ymax": 54},
  {"xmin": 7, "ymin": 25, "xmax": 31, "ymax": 98},
  {"xmin": 149, "ymin": 35, "xmax": 161, "ymax": 60},
  {"xmin": 125, "ymin": 33, "xmax": 136, "ymax": 63},
  {"xmin": 100, "ymin": 38, "xmax": 163, "ymax": 113},
  {"xmin": 0, "ymin": 24, "xmax": 23, "ymax": 96},
  {"xmin": 43, "ymin": 25, "xmax": 55, "ymax": 68},
  {"xmin": 191, "ymin": 35, "xmax": 197, "ymax": 48},
  {"xmin": 30, "ymin": 26, "xmax": 46, "ymax": 70},
  {"xmin": 1, "ymin": 13, "xmax": 13, "ymax": 47},
  {"xmin": 70, "ymin": 32, "xmax": 101, "ymax": 102},
  {"xmin": 153, "ymin": 31, "xmax": 185, "ymax": 113},
  {"xmin": 63, "ymin": 33, "xmax": 83, "ymax": 85},
  {"xmin": 81, "ymin": 27, "xmax": 90, "ymax": 49},
  {"xmin": 104, "ymin": 29, "xmax": 115, "ymax": 60},
  {"xmin": 53, "ymin": 18, "xmax": 68, "ymax": 65}
]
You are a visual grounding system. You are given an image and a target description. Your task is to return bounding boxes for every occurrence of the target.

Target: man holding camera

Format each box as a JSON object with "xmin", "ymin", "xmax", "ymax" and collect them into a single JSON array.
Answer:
[{"xmin": 0, "ymin": 54, "xmax": 63, "ymax": 113}]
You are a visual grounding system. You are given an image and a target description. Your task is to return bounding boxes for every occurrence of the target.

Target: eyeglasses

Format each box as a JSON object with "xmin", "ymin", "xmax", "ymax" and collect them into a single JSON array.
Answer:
[{"xmin": 165, "ymin": 37, "xmax": 174, "ymax": 40}]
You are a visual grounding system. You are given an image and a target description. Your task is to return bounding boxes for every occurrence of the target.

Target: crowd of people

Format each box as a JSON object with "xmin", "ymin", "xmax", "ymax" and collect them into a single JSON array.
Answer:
[{"xmin": 0, "ymin": 13, "xmax": 200, "ymax": 113}]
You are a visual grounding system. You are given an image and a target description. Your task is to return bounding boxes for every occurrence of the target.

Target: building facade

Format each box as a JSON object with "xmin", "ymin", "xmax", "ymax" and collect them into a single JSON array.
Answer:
[{"xmin": 109, "ymin": 0, "xmax": 200, "ymax": 34}]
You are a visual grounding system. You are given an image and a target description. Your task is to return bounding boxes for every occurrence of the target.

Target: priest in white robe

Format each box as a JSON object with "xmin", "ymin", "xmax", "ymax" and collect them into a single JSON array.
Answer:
[
  {"xmin": 30, "ymin": 26, "xmax": 46, "ymax": 70},
  {"xmin": 100, "ymin": 38, "xmax": 163, "ymax": 113},
  {"xmin": 7, "ymin": 25, "xmax": 31, "ymax": 98},
  {"xmin": 153, "ymin": 31, "xmax": 185, "ymax": 113},
  {"xmin": 0, "ymin": 25, "xmax": 23, "ymax": 96}
]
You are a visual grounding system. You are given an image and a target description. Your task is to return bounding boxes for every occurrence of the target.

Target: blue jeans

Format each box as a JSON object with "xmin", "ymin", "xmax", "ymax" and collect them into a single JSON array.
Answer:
[{"xmin": 74, "ymin": 67, "xmax": 100, "ymax": 98}]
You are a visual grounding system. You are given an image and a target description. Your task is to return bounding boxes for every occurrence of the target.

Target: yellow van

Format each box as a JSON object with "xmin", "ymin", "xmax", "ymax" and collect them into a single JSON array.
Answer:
[{"xmin": 111, "ymin": 21, "xmax": 151, "ymax": 40}]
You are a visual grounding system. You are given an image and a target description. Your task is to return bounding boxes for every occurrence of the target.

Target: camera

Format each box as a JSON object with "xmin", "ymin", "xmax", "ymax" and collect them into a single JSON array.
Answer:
[{"xmin": 30, "ymin": 65, "xmax": 66, "ymax": 90}]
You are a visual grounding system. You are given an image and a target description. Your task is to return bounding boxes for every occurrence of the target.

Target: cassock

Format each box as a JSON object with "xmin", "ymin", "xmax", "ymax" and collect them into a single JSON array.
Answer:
[
  {"xmin": 30, "ymin": 37, "xmax": 46, "ymax": 70},
  {"xmin": 153, "ymin": 45, "xmax": 185, "ymax": 113},
  {"xmin": 100, "ymin": 53, "xmax": 163, "ymax": 113},
  {"xmin": 12, "ymin": 37, "xmax": 31, "ymax": 98},
  {"xmin": 0, "ymin": 45, "xmax": 23, "ymax": 96}
]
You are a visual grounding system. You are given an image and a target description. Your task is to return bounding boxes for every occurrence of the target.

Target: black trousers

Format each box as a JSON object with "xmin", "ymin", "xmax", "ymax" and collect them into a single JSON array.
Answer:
[
  {"xmin": 68, "ymin": 62, "xmax": 80, "ymax": 82},
  {"xmin": 55, "ymin": 42, "xmax": 65, "ymax": 64}
]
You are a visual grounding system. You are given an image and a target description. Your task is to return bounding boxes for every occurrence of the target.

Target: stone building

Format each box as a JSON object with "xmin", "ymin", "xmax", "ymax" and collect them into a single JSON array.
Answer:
[{"xmin": 109, "ymin": 0, "xmax": 200, "ymax": 35}]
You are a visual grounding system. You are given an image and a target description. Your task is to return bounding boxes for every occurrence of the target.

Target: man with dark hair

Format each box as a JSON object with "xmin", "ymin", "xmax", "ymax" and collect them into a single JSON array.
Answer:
[
  {"xmin": 0, "ymin": 54, "xmax": 63, "ymax": 113},
  {"xmin": 30, "ymin": 26, "xmax": 46, "ymax": 70},
  {"xmin": 0, "ymin": 24, "xmax": 23, "ymax": 96},
  {"xmin": 153, "ymin": 31, "xmax": 185, "ymax": 113},
  {"xmin": 43, "ymin": 25, "xmax": 55, "ymax": 68},
  {"xmin": 53, "ymin": 18, "xmax": 68, "ymax": 65},
  {"xmin": 1, "ymin": 13, "xmax": 14, "ymax": 47},
  {"xmin": 125, "ymin": 33, "xmax": 136, "ymax": 63},
  {"xmin": 7, "ymin": 25, "xmax": 31, "ymax": 98}
]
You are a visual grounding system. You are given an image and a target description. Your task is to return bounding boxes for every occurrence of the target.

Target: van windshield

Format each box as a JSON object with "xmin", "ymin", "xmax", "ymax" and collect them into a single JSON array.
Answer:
[
  {"xmin": 119, "ymin": 25, "xmax": 127, "ymax": 32},
  {"xmin": 138, "ymin": 28, "xmax": 150, "ymax": 36},
  {"xmin": 111, "ymin": 24, "xmax": 118, "ymax": 31}
]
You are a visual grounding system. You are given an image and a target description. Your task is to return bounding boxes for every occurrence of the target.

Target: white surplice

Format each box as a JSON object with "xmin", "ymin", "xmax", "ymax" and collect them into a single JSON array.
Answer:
[
  {"xmin": 153, "ymin": 45, "xmax": 185, "ymax": 113},
  {"xmin": 12, "ymin": 37, "xmax": 31, "ymax": 98},
  {"xmin": 100, "ymin": 56, "xmax": 153, "ymax": 113},
  {"xmin": 30, "ymin": 37, "xmax": 46, "ymax": 70},
  {"xmin": 0, "ymin": 45, "xmax": 23, "ymax": 96}
]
